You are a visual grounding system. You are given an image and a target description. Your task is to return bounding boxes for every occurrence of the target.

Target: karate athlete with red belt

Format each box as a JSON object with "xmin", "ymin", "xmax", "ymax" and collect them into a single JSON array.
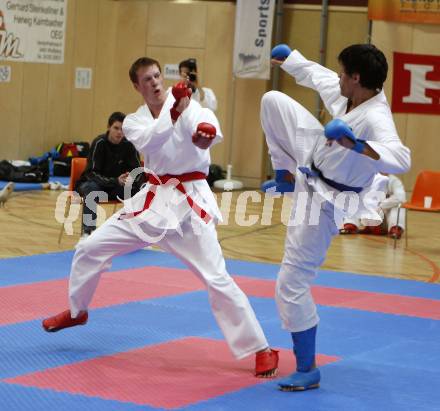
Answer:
[{"xmin": 42, "ymin": 56, "xmax": 278, "ymax": 378}]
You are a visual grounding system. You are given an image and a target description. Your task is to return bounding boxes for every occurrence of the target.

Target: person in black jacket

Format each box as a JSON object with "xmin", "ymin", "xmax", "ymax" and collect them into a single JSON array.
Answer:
[{"xmin": 76, "ymin": 112, "xmax": 144, "ymax": 235}]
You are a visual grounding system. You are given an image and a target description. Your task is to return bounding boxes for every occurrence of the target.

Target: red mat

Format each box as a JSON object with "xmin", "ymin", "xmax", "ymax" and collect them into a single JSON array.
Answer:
[
  {"xmin": 234, "ymin": 276, "xmax": 440, "ymax": 320},
  {"xmin": 0, "ymin": 267, "xmax": 204, "ymax": 325},
  {"xmin": 1, "ymin": 267, "xmax": 439, "ymax": 326},
  {"xmin": 5, "ymin": 337, "xmax": 339, "ymax": 408}
]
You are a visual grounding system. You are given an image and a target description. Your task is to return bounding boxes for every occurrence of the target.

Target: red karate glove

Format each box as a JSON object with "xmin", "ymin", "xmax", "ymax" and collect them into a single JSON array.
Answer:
[
  {"xmin": 172, "ymin": 81, "xmax": 192, "ymax": 100},
  {"xmin": 192, "ymin": 122, "xmax": 216, "ymax": 150},
  {"xmin": 170, "ymin": 81, "xmax": 192, "ymax": 121}
]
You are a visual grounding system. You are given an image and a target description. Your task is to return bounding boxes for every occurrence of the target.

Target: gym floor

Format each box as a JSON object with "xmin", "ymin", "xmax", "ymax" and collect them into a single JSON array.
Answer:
[{"xmin": 0, "ymin": 189, "xmax": 439, "ymax": 410}]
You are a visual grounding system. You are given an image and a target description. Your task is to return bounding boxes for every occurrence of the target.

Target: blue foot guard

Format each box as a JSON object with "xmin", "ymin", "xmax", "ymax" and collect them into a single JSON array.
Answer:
[
  {"xmin": 278, "ymin": 325, "xmax": 321, "ymax": 391},
  {"xmin": 261, "ymin": 170, "xmax": 295, "ymax": 194}
]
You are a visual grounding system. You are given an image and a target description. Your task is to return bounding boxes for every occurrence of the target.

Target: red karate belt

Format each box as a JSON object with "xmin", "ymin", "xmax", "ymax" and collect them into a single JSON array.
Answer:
[{"xmin": 119, "ymin": 171, "xmax": 212, "ymax": 223}]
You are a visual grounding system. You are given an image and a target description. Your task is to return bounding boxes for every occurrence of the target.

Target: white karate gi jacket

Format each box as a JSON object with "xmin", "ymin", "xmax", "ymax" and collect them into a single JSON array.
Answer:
[
  {"xmin": 281, "ymin": 50, "xmax": 411, "ymax": 222},
  {"xmin": 122, "ymin": 92, "xmax": 223, "ymax": 229}
]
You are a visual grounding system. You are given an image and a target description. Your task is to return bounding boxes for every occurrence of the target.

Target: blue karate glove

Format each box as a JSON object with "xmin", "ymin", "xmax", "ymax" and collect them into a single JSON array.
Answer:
[
  {"xmin": 324, "ymin": 119, "xmax": 366, "ymax": 154},
  {"xmin": 271, "ymin": 44, "xmax": 292, "ymax": 61}
]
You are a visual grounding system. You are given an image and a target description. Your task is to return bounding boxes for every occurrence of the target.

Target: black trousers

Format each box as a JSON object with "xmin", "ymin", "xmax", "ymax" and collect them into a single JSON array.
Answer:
[{"xmin": 76, "ymin": 181, "xmax": 126, "ymax": 234}]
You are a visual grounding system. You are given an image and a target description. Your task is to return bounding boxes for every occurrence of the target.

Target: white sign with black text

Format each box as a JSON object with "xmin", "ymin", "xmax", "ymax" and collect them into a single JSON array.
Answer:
[
  {"xmin": 75, "ymin": 67, "xmax": 92, "ymax": 89},
  {"xmin": 163, "ymin": 64, "xmax": 180, "ymax": 80}
]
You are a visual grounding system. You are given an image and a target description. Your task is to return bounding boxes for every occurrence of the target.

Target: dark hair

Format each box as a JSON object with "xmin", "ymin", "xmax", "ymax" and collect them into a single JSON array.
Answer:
[
  {"xmin": 338, "ymin": 44, "xmax": 388, "ymax": 91},
  {"xmin": 179, "ymin": 58, "xmax": 197, "ymax": 73},
  {"xmin": 129, "ymin": 57, "xmax": 161, "ymax": 84},
  {"xmin": 107, "ymin": 111, "xmax": 125, "ymax": 127}
]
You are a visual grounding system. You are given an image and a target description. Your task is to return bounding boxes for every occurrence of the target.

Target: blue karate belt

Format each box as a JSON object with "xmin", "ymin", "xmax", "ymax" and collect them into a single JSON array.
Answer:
[{"xmin": 298, "ymin": 163, "xmax": 363, "ymax": 194}]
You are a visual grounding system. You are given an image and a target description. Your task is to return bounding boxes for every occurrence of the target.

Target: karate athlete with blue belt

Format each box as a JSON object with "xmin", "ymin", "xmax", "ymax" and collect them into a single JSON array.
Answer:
[{"xmin": 261, "ymin": 43, "xmax": 411, "ymax": 391}]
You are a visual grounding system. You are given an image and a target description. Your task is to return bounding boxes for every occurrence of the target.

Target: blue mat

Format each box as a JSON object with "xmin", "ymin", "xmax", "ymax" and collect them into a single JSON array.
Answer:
[
  {"xmin": 0, "ymin": 176, "xmax": 70, "ymax": 191},
  {"xmin": 1, "ymin": 250, "xmax": 439, "ymax": 410},
  {"xmin": 2, "ymin": 249, "xmax": 439, "ymax": 299}
]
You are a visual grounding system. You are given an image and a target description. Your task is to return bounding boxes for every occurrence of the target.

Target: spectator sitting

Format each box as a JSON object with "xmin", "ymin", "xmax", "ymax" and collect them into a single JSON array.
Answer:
[{"xmin": 76, "ymin": 111, "xmax": 145, "ymax": 236}]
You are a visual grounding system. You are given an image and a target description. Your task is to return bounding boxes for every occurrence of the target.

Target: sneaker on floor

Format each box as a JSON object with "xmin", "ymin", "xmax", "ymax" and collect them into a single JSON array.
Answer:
[
  {"xmin": 42, "ymin": 309, "xmax": 88, "ymax": 332},
  {"xmin": 0, "ymin": 182, "xmax": 15, "ymax": 207},
  {"xmin": 49, "ymin": 182, "xmax": 62, "ymax": 190}
]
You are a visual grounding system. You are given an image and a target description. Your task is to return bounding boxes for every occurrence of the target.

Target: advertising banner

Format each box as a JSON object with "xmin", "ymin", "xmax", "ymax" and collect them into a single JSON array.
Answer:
[
  {"xmin": 0, "ymin": 0, "xmax": 67, "ymax": 64},
  {"xmin": 392, "ymin": 51, "xmax": 440, "ymax": 115},
  {"xmin": 369, "ymin": 0, "xmax": 440, "ymax": 25},
  {"xmin": 232, "ymin": 0, "xmax": 276, "ymax": 79}
]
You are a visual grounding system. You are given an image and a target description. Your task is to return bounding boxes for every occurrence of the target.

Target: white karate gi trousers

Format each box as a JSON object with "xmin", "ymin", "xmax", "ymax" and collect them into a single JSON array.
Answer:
[
  {"xmin": 261, "ymin": 91, "xmax": 340, "ymax": 332},
  {"xmin": 385, "ymin": 207, "xmax": 405, "ymax": 230},
  {"xmin": 68, "ymin": 213, "xmax": 268, "ymax": 359}
]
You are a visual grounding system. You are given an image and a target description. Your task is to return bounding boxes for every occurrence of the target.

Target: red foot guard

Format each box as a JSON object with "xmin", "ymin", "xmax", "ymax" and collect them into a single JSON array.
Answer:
[
  {"xmin": 255, "ymin": 349, "xmax": 279, "ymax": 378},
  {"xmin": 389, "ymin": 226, "xmax": 403, "ymax": 239},
  {"xmin": 341, "ymin": 223, "xmax": 359, "ymax": 234},
  {"xmin": 42, "ymin": 309, "xmax": 88, "ymax": 332}
]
